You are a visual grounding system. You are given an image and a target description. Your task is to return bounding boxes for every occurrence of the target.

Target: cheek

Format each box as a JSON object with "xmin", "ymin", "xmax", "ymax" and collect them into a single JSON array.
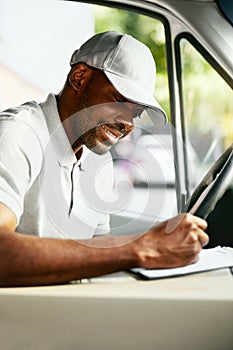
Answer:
[
  {"xmin": 73, "ymin": 103, "xmax": 124, "ymax": 138},
  {"xmin": 89, "ymin": 103, "xmax": 119, "ymax": 123},
  {"xmin": 72, "ymin": 109, "xmax": 95, "ymax": 136}
]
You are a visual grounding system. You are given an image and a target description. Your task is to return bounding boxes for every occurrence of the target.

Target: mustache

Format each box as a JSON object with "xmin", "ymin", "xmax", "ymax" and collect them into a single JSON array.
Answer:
[
  {"xmin": 97, "ymin": 119, "xmax": 128, "ymax": 138},
  {"xmin": 64, "ymin": 106, "xmax": 128, "ymax": 138}
]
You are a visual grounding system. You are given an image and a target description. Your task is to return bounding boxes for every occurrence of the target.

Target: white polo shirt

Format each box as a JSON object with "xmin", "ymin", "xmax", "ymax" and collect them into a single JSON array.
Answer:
[{"xmin": 0, "ymin": 94, "xmax": 113, "ymax": 239}]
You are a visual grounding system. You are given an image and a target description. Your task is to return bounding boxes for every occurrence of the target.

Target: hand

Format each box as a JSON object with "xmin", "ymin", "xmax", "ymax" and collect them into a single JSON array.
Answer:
[{"xmin": 135, "ymin": 213, "xmax": 209, "ymax": 269}]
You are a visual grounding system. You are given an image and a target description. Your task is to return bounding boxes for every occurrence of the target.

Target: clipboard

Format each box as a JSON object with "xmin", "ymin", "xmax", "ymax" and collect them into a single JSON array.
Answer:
[{"xmin": 130, "ymin": 246, "xmax": 233, "ymax": 280}]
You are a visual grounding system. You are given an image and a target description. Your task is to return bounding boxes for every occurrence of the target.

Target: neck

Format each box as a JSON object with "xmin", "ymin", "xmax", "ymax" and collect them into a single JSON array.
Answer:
[{"xmin": 55, "ymin": 91, "xmax": 84, "ymax": 155}]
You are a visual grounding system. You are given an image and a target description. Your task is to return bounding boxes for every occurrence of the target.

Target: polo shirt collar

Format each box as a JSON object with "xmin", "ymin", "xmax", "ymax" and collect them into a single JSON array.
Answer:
[{"xmin": 40, "ymin": 94, "xmax": 78, "ymax": 167}]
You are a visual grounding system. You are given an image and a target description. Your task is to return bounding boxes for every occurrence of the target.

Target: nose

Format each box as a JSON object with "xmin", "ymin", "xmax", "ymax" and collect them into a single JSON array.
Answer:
[
  {"xmin": 115, "ymin": 114, "xmax": 134, "ymax": 134},
  {"xmin": 114, "ymin": 103, "xmax": 135, "ymax": 134}
]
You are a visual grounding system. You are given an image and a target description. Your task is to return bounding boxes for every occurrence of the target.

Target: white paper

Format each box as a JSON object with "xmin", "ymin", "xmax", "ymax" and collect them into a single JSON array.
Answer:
[{"xmin": 131, "ymin": 246, "xmax": 233, "ymax": 279}]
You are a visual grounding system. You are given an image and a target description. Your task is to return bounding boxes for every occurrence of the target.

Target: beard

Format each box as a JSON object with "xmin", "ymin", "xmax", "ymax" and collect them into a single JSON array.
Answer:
[
  {"xmin": 68, "ymin": 91, "xmax": 121, "ymax": 155},
  {"xmin": 67, "ymin": 92, "xmax": 125, "ymax": 155},
  {"xmin": 70, "ymin": 107, "xmax": 116, "ymax": 155},
  {"xmin": 79, "ymin": 127, "xmax": 115, "ymax": 155}
]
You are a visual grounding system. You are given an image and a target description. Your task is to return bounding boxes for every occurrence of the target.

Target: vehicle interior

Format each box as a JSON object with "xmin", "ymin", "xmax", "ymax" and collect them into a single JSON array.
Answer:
[
  {"xmin": 0, "ymin": 0, "xmax": 232, "ymax": 245},
  {"xmin": 0, "ymin": 2, "xmax": 232, "ymax": 350}
]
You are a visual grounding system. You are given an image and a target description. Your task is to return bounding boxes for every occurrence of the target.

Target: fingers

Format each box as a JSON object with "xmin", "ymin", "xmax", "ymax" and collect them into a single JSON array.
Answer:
[
  {"xmin": 186, "ymin": 214, "xmax": 209, "ymax": 247},
  {"xmin": 188, "ymin": 225, "xmax": 209, "ymax": 247},
  {"xmin": 141, "ymin": 213, "xmax": 209, "ymax": 269},
  {"xmin": 191, "ymin": 214, "xmax": 208, "ymax": 230},
  {"xmin": 198, "ymin": 231, "xmax": 209, "ymax": 247},
  {"xmin": 197, "ymin": 229, "xmax": 209, "ymax": 247},
  {"xmin": 166, "ymin": 213, "xmax": 209, "ymax": 247},
  {"xmin": 165, "ymin": 213, "xmax": 207, "ymax": 234}
]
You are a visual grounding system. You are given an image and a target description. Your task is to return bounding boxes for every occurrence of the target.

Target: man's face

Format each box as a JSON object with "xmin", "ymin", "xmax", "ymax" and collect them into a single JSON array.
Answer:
[{"xmin": 70, "ymin": 68, "xmax": 145, "ymax": 155}]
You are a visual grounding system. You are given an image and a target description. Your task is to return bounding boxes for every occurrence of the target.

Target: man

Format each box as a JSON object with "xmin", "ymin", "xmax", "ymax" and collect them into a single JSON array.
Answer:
[{"xmin": 0, "ymin": 31, "xmax": 208, "ymax": 286}]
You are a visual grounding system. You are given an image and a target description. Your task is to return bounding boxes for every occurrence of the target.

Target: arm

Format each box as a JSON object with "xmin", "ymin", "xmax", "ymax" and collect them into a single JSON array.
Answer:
[
  {"xmin": 0, "ymin": 202, "xmax": 208, "ymax": 287},
  {"xmin": 0, "ymin": 201, "xmax": 139, "ymax": 287}
]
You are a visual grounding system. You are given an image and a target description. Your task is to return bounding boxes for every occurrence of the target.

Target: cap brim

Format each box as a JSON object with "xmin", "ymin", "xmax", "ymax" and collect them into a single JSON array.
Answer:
[{"xmin": 104, "ymin": 71, "xmax": 167, "ymax": 128}]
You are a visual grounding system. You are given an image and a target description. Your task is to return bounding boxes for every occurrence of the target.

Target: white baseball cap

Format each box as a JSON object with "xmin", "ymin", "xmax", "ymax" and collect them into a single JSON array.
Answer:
[{"xmin": 70, "ymin": 31, "xmax": 167, "ymax": 128}]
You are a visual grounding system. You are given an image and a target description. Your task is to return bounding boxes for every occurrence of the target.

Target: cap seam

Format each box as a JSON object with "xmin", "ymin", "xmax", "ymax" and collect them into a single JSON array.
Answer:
[
  {"xmin": 104, "ymin": 69, "xmax": 152, "ymax": 93},
  {"xmin": 104, "ymin": 35, "xmax": 128, "ymax": 70}
]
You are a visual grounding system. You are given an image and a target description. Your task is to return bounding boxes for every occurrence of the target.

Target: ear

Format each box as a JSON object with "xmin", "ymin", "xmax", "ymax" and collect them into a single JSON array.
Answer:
[{"xmin": 68, "ymin": 63, "xmax": 91, "ymax": 91}]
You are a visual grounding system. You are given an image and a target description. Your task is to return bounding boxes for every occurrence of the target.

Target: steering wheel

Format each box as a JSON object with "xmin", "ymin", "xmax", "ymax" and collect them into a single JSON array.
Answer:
[{"xmin": 186, "ymin": 144, "xmax": 233, "ymax": 219}]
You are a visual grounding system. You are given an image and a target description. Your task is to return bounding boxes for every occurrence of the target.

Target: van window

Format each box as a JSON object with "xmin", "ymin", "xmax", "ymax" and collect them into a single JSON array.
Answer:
[{"xmin": 179, "ymin": 38, "xmax": 233, "ymax": 191}]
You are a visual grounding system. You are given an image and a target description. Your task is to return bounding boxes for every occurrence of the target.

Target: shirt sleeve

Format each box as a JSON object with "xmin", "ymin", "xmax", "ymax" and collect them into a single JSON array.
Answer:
[{"xmin": 0, "ymin": 118, "xmax": 43, "ymax": 223}]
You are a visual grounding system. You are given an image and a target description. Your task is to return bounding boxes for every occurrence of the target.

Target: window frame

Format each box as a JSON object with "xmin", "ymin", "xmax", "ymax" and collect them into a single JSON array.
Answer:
[{"xmin": 175, "ymin": 32, "xmax": 233, "ymax": 200}]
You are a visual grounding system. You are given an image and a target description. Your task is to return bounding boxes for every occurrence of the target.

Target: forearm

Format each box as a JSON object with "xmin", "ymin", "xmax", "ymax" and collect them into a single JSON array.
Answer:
[
  {"xmin": 0, "ymin": 231, "xmax": 138, "ymax": 287},
  {"xmin": 0, "ymin": 213, "xmax": 209, "ymax": 286}
]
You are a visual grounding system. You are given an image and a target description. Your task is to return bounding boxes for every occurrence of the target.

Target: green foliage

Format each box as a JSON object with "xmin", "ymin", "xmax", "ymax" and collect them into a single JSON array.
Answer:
[
  {"xmin": 181, "ymin": 39, "xmax": 233, "ymax": 152},
  {"xmin": 95, "ymin": 6, "xmax": 166, "ymax": 74},
  {"xmin": 180, "ymin": 39, "xmax": 211, "ymax": 76}
]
